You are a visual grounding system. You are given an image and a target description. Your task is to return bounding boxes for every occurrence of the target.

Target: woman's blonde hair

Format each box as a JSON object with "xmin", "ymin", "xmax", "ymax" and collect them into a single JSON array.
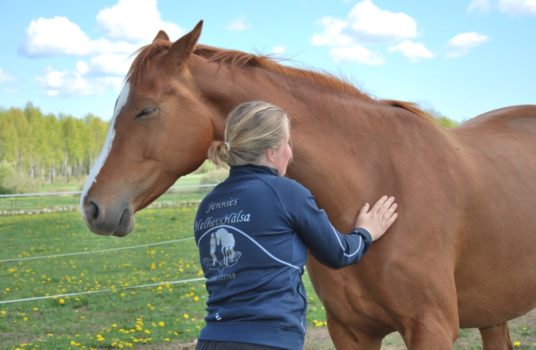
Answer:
[{"xmin": 208, "ymin": 101, "xmax": 290, "ymax": 167}]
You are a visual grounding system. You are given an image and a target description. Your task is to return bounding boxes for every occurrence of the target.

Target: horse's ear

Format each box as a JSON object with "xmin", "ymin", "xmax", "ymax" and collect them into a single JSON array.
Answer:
[
  {"xmin": 168, "ymin": 20, "xmax": 203, "ymax": 67},
  {"xmin": 153, "ymin": 30, "xmax": 170, "ymax": 43}
]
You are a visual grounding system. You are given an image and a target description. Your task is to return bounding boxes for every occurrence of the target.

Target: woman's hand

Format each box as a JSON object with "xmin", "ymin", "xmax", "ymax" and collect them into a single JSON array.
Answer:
[{"xmin": 355, "ymin": 195, "xmax": 398, "ymax": 241}]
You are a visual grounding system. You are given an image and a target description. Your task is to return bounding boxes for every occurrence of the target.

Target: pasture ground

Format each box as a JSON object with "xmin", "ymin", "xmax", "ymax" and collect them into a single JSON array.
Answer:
[{"xmin": 1, "ymin": 207, "xmax": 534, "ymax": 349}]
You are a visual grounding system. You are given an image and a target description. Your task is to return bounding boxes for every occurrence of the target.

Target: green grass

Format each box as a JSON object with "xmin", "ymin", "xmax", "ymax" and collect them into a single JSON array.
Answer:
[
  {"xmin": 0, "ymin": 207, "xmax": 326, "ymax": 350},
  {"xmin": 1, "ymin": 206, "xmax": 534, "ymax": 350}
]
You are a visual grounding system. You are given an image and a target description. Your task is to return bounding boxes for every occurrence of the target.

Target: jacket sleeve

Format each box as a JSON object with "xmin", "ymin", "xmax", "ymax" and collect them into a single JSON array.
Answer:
[{"xmin": 285, "ymin": 182, "xmax": 372, "ymax": 268}]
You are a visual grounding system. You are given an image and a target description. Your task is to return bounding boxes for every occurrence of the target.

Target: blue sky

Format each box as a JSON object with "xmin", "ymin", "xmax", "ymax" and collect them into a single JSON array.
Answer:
[{"xmin": 0, "ymin": 0, "xmax": 534, "ymax": 122}]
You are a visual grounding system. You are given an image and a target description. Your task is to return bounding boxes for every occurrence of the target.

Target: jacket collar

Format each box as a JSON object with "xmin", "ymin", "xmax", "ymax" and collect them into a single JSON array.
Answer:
[{"xmin": 230, "ymin": 164, "xmax": 280, "ymax": 177}]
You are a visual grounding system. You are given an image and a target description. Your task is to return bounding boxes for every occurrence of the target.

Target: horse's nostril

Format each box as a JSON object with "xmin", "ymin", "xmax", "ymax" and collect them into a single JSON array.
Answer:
[{"xmin": 86, "ymin": 201, "xmax": 99, "ymax": 220}]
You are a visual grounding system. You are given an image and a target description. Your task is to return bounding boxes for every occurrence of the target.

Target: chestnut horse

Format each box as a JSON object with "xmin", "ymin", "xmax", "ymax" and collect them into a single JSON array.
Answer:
[{"xmin": 80, "ymin": 21, "xmax": 536, "ymax": 349}]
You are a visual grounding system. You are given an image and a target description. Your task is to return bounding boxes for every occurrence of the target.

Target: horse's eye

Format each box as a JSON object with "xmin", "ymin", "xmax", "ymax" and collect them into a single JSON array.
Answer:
[{"xmin": 135, "ymin": 107, "xmax": 159, "ymax": 119}]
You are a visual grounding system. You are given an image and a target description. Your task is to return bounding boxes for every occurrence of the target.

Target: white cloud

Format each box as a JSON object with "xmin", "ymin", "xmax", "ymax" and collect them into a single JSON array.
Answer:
[
  {"xmin": 38, "ymin": 65, "xmax": 122, "ymax": 97},
  {"xmin": 388, "ymin": 40, "xmax": 434, "ymax": 62},
  {"xmin": 468, "ymin": 0, "xmax": 536, "ymax": 15},
  {"xmin": 0, "ymin": 69, "xmax": 15, "ymax": 84},
  {"xmin": 226, "ymin": 16, "xmax": 248, "ymax": 32},
  {"xmin": 39, "ymin": 67, "xmax": 91, "ymax": 96},
  {"xmin": 498, "ymin": 0, "xmax": 536, "ymax": 15},
  {"xmin": 37, "ymin": 53, "xmax": 131, "ymax": 97},
  {"xmin": 347, "ymin": 0, "xmax": 418, "ymax": 42},
  {"xmin": 76, "ymin": 61, "xmax": 90, "ymax": 75},
  {"xmin": 96, "ymin": 0, "xmax": 183, "ymax": 43},
  {"xmin": 22, "ymin": 0, "xmax": 181, "ymax": 58},
  {"xmin": 468, "ymin": 0, "xmax": 492, "ymax": 12},
  {"xmin": 446, "ymin": 32, "xmax": 489, "ymax": 57},
  {"xmin": 22, "ymin": 0, "xmax": 183, "ymax": 98},
  {"xmin": 311, "ymin": 0, "xmax": 423, "ymax": 65},
  {"xmin": 330, "ymin": 45, "xmax": 385, "ymax": 65},
  {"xmin": 22, "ymin": 17, "xmax": 140, "ymax": 58},
  {"xmin": 22, "ymin": 16, "xmax": 93, "ymax": 56},
  {"xmin": 85, "ymin": 54, "xmax": 133, "ymax": 77},
  {"xmin": 90, "ymin": 38, "xmax": 139, "ymax": 55},
  {"xmin": 311, "ymin": 17, "xmax": 353, "ymax": 46}
]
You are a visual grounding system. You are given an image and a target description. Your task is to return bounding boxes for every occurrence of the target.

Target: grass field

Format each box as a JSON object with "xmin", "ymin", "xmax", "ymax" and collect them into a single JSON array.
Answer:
[
  {"xmin": 1, "ymin": 207, "xmax": 535, "ymax": 349},
  {"xmin": 0, "ymin": 207, "xmax": 328, "ymax": 350}
]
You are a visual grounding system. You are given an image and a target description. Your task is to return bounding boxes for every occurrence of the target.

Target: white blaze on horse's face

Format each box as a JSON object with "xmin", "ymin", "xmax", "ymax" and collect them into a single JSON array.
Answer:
[{"xmin": 80, "ymin": 83, "xmax": 130, "ymax": 215}]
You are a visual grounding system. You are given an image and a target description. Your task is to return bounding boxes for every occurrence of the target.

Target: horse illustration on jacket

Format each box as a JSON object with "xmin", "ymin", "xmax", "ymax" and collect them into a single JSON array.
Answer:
[{"xmin": 205, "ymin": 228, "xmax": 241, "ymax": 272}]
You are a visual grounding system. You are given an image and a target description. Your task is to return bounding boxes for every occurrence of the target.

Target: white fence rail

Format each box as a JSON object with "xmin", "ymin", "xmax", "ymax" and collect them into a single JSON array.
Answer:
[{"xmin": 0, "ymin": 184, "xmax": 216, "ymax": 215}]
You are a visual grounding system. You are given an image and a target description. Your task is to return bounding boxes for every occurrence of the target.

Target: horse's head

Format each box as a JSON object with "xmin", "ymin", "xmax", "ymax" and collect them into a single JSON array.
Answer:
[{"xmin": 81, "ymin": 21, "xmax": 215, "ymax": 236}]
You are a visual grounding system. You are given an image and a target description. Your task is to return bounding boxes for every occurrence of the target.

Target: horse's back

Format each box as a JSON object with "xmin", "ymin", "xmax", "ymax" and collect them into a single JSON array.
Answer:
[
  {"xmin": 453, "ymin": 105, "xmax": 536, "ymax": 177},
  {"xmin": 449, "ymin": 105, "xmax": 536, "ymax": 327},
  {"xmin": 455, "ymin": 104, "xmax": 536, "ymax": 135}
]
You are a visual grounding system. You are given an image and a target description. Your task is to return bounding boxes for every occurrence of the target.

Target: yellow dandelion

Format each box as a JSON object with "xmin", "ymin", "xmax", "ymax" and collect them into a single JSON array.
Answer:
[
  {"xmin": 96, "ymin": 334, "xmax": 105, "ymax": 342},
  {"xmin": 183, "ymin": 313, "xmax": 190, "ymax": 319},
  {"xmin": 58, "ymin": 298, "xmax": 65, "ymax": 305},
  {"xmin": 513, "ymin": 341, "xmax": 521, "ymax": 347},
  {"xmin": 158, "ymin": 321, "xmax": 165, "ymax": 327}
]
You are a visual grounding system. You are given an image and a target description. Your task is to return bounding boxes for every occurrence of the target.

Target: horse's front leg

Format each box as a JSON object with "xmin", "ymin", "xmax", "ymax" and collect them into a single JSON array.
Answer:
[
  {"xmin": 400, "ymin": 309, "xmax": 459, "ymax": 350},
  {"xmin": 326, "ymin": 313, "xmax": 382, "ymax": 350},
  {"xmin": 396, "ymin": 275, "xmax": 459, "ymax": 350},
  {"xmin": 479, "ymin": 323, "xmax": 513, "ymax": 350}
]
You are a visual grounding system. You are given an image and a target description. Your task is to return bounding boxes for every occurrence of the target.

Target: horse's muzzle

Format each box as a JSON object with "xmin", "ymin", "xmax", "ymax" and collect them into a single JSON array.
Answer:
[{"xmin": 81, "ymin": 199, "xmax": 134, "ymax": 237}]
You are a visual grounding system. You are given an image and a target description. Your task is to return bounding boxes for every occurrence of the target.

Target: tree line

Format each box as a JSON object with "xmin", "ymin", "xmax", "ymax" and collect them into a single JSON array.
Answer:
[{"xmin": 0, "ymin": 103, "xmax": 108, "ymax": 193}]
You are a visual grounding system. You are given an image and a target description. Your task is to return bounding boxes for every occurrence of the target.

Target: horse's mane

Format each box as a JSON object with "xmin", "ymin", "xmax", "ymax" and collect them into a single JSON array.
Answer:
[
  {"xmin": 195, "ymin": 45, "xmax": 374, "ymax": 100},
  {"xmin": 383, "ymin": 100, "xmax": 434, "ymax": 121},
  {"xmin": 128, "ymin": 42, "xmax": 433, "ymax": 122}
]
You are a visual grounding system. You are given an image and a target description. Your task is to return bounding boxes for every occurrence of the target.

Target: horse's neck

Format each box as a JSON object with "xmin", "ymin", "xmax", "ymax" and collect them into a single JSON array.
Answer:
[
  {"xmin": 192, "ymin": 57, "xmax": 437, "ymax": 229},
  {"xmin": 192, "ymin": 56, "xmax": 392, "ymax": 141}
]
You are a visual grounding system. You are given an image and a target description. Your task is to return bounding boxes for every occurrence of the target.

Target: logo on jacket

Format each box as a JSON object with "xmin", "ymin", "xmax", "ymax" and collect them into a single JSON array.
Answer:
[{"xmin": 203, "ymin": 228, "xmax": 242, "ymax": 273}]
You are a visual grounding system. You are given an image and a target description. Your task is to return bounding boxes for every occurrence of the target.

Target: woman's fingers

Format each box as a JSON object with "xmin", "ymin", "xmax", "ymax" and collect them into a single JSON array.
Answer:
[
  {"xmin": 373, "ymin": 195, "xmax": 395, "ymax": 216},
  {"xmin": 385, "ymin": 212, "xmax": 398, "ymax": 227},
  {"xmin": 383, "ymin": 202, "xmax": 398, "ymax": 219},
  {"xmin": 371, "ymin": 195, "xmax": 388, "ymax": 213}
]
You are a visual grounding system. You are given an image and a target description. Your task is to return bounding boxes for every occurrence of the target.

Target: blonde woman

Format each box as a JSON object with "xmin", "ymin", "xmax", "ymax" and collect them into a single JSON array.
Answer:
[{"xmin": 194, "ymin": 101, "xmax": 398, "ymax": 350}]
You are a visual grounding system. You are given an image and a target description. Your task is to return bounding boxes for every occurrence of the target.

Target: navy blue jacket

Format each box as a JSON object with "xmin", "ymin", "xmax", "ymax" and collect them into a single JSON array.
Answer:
[{"xmin": 194, "ymin": 164, "xmax": 372, "ymax": 349}]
